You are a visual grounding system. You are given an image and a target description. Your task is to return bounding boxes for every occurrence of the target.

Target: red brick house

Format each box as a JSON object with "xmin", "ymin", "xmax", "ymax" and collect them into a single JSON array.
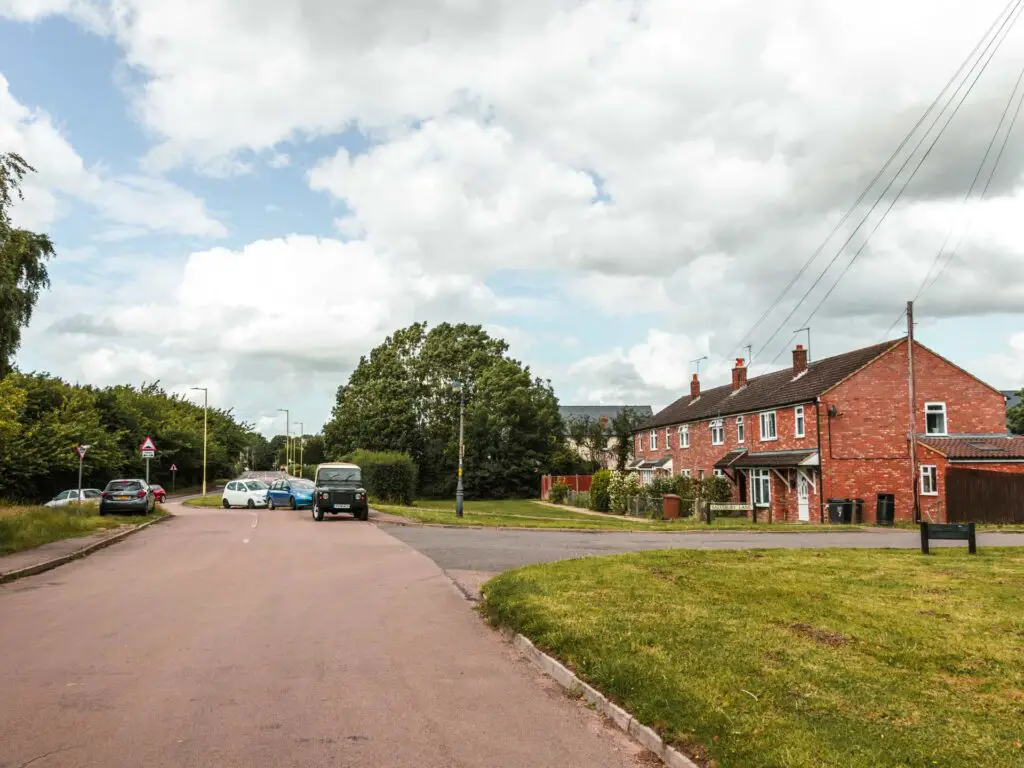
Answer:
[{"xmin": 632, "ymin": 339, "xmax": 1023, "ymax": 524}]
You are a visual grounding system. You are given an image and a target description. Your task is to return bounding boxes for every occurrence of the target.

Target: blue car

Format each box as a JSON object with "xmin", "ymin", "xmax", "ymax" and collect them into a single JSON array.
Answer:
[{"xmin": 266, "ymin": 478, "xmax": 315, "ymax": 510}]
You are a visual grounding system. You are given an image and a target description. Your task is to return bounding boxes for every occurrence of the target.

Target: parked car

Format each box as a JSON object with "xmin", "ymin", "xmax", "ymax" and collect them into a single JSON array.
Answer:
[
  {"xmin": 266, "ymin": 478, "xmax": 314, "ymax": 510},
  {"xmin": 311, "ymin": 462, "xmax": 369, "ymax": 522},
  {"xmin": 150, "ymin": 485, "xmax": 167, "ymax": 503},
  {"xmin": 221, "ymin": 479, "xmax": 269, "ymax": 509},
  {"xmin": 44, "ymin": 489, "xmax": 102, "ymax": 507},
  {"xmin": 99, "ymin": 479, "xmax": 156, "ymax": 516}
]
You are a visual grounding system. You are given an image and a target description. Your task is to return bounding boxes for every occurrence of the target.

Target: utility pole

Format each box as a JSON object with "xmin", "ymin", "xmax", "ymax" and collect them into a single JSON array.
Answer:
[
  {"xmin": 906, "ymin": 301, "xmax": 920, "ymax": 524},
  {"xmin": 452, "ymin": 380, "xmax": 465, "ymax": 518},
  {"xmin": 191, "ymin": 388, "xmax": 209, "ymax": 496},
  {"xmin": 296, "ymin": 422, "xmax": 304, "ymax": 477},
  {"xmin": 278, "ymin": 408, "xmax": 290, "ymax": 475}
]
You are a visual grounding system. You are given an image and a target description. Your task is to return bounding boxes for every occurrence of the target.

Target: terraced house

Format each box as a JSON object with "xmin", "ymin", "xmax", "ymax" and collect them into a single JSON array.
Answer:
[{"xmin": 632, "ymin": 340, "xmax": 1023, "ymax": 524}]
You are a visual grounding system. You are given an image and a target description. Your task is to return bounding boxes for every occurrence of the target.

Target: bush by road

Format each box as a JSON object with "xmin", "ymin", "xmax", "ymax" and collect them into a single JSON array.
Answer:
[{"xmin": 0, "ymin": 503, "xmax": 166, "ymax": 556}]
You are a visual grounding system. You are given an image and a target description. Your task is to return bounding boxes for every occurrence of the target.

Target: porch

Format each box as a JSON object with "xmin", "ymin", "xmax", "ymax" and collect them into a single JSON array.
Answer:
[{"xmin": 715, "ymin": 449, "xmax": 821, "ymax": 523}]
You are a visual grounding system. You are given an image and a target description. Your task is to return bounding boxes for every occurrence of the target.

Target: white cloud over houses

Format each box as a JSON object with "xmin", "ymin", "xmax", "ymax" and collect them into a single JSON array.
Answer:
[{"xmin": 4, "ymin": 0, "xmax": 1024, "ymax": 424}]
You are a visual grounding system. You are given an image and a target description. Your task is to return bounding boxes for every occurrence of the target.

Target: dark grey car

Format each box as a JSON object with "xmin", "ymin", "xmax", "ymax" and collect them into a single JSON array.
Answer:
[{"xmin": 99, "ymin": 479, "xmax": 156, "ymax": 516}]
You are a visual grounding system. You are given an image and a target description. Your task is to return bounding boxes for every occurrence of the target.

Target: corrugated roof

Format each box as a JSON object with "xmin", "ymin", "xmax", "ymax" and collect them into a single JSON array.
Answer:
[
  {"xmin": 642, "ymin": 340, "xmax": 901, "ymax": 430},
  {"xmin": 919, "ymin": 434, "xmax": 1024, "ymax": 460}
]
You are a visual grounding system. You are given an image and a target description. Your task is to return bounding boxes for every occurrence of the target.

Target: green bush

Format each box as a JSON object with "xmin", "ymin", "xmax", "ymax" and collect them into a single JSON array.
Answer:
[
  {"xmin": 608, "ymin": 471, "xmax": 639, "ymax": 514},
  {"xmin": 589, "ymin": 470, "xmax": 612, "ymax": 513},
  {"xmin": 672, "ymin": 474, "xmax": 696, "ymax": 499},
  {"xmin": 341, "ymin": 450, "xmax": 417, "ymax": 505},
  {"xmin": 702, "ymin": 475, "xmax": 734, "ymax": 504},
  {"xmin": 548, "ymin": 481, "xmax": 570, "ymax": 504}
]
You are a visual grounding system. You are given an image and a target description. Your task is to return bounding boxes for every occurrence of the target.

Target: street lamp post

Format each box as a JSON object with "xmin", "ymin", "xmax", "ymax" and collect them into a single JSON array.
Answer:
[
  {"xmin": 278, "ymin": 408, "xmax": 290, "ymax": 475},
  {"xmin": 191, "ymin": 387, "xmax": 209, "ymax": 497},
  {"xmin": 451, "ymin": 380, "xmax": 465, "ymax": 518},
  {"xmin": 296, "ymin": 422, "xmax": 304, "ymax": 477}
]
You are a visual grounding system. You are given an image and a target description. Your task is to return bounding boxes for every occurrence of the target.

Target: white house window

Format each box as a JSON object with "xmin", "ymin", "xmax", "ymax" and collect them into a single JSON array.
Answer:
[
  {"xmin": 737, "ymin": 415, "xmax": 745, "ymax": 443},
  {"xmin": 713, "ymin": 469, "xmax": 726, "ymax": 478},
  {"xmin": 925, "ymin": 403, "xmax": 947, "ymax": 435},
  {"xmin": 649, "ymin": 429, "xmax": 658, "ymax": 451},
  {"xmin": 920, "ymin": 465, "xmax": 938, "ymax": 495},
  {"xmin": 678, "ymin": 424, "xmax": 690, "ymax": 448},
  {"xmin": 795, "ymin": 406, "xmax": 806, "ymax": 438},
  {"xmin": 710, "ymin": 419, "xmax": 725, "ymax": 446},
  {"xmin": 751, "ymin": 469, "xmax": 771, "ymax": 507},
  {"xmin": 759, "ymin": 411, "xmax": 778, "ymax": 441},
  {"xmin": 680, "ymin": 469, "xmax": 691, "ymax": 478},
  {"xmin": 665, "ymin": 428, "xmax": 671, "ymax": 449}
]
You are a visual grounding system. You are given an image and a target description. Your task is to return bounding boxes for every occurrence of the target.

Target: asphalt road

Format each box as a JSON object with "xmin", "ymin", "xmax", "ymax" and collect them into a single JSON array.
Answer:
[
  {"xmin": 378, "ymin": 524, "xmax": 1024, "ymax": 572},
  {"xmin": 0, "ymin": 503, "xmax": 645, "ymax": 768}
]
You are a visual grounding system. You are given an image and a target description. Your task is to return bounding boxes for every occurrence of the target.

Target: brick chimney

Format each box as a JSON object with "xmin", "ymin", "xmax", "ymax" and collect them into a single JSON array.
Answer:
[
  {"xmin": 690, "ymin": 373, "xmax": 701, "ymax": 401},
  {"xmin": 793, "ymin": 344, "xmax": 808, "ymax": 375},
  {"xmin": 731, "ymin": 357, "xmax": 747, "ymax": 391}
]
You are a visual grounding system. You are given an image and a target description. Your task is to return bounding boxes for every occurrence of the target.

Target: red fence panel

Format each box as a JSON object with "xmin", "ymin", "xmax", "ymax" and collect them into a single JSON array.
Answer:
[{"xmin": 540, "ymin": 475, "xmax": 594, "ymax": 500}]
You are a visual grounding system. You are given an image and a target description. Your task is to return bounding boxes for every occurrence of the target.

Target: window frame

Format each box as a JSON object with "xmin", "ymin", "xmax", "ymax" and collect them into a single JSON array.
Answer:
[
  {"xmin": 737, "ymin": 415, "xmax": 745, "ymax": 444},
  {"xmin": 794, "ymin": 405, "xmax": 806, "ymax": 438},
  {"xmin": 925, "ymin": 402, "xmax": 948, "ymax": 436},
  {"xmin": 713, "ymin": 468, "xmax": 726, "ymax": 478},
  {"xmin": 920, "ymin": 465, "xmax": 938, "ymax": 496},
  {"xmin": 759, "ymin": 411, "xmax": 778, "ymax": 442},
  {"xmin": 680, "ymin": 469, "xmax": 691, "ymax": 478},
  {"xmin": 665, "ymin": 427, "xmax": 671, "ymax": 450},
  {"xmin": 678, "ymin": 424, "xmax": 690, "ymax": 448},
  {"xmin": 710, "ymin": 418, "xmax": 725, "ymax": 446},
  {"xmin": 751, "ymin": 469, "xmax": 772, "ymax": 507},
  {"xmin": 649, "ymin": 429, "xmax": 658, "ymax": 451}
]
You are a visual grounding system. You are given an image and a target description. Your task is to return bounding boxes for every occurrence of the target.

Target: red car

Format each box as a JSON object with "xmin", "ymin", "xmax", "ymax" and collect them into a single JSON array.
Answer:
[{"xmin": 151, "ymin": 485, "xmax": 167, "ymax": 503}]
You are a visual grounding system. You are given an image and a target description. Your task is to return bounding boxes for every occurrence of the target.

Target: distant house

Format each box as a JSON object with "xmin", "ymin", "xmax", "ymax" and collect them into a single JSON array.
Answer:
[{"xmin": 560, "ymin": 405, "xmax": 653, "ymax": 469}]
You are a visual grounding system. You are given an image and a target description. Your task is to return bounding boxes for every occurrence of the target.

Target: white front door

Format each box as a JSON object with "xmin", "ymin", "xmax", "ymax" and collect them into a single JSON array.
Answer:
[{"xmin": 797, "ymin": 473, "xmax": 810, "ymax": 522}]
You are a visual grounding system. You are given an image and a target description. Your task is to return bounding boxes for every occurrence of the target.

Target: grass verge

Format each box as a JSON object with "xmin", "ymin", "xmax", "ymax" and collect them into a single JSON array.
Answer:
[
  {"xmin": 183, "ymin": 494, "xmax": 224, "ymax": 508},
  {"xmin": 0, "ymin": 503, "xmax": 167, "ymax": 556},
  {"xmin": 375, "ymin": 499, "xmax": 865, "ymax": 532},
  {"xmin": 482, "ymin": 548, "xmax": 1024, "ymax": 767}
]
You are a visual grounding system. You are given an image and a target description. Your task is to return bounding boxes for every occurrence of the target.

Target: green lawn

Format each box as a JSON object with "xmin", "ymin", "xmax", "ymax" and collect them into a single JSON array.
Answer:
[
  {"xmin": 182, "ymin": 494, "xmax": 224, "ymax": 508},
  {"xmin": 482, "ymin": 548, "xmax": 1024, "ymax": 767},
  {"xmin": 375, "ymin": 499, "xmax": 865, "ymax": 532},
  {"xmin": 0, "ymin": 503, "xmax": 166, "ymax": 556}
]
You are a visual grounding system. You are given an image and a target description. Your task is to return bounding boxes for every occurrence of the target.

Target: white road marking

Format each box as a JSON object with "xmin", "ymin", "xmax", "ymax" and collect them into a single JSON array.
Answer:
[{"xmin": 251, "ymin": 513, "xmax": 259, "ymax": 529}]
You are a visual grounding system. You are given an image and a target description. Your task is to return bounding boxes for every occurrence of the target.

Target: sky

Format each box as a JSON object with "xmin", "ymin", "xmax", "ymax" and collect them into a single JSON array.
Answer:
[{"xmin": 1, "ymin": 0, "xmax": 1022, "ymax": 437}]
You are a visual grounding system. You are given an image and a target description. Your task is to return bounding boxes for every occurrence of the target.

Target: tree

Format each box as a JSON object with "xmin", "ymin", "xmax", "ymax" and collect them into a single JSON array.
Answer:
[
  {"xmin": 324, "ymin": 322, "xmax": 564, "ymax": 498},
  {"xmin": 566, "ymin": 415, "xmax": 610, "ymax": 471},
  {"xmin": 1009, "ymin": 390, "xmax": 1024, "ymax": 435},
  {"xmin": 611, "ymin": 407, "xmax": 650, "ymax": 470},
  {"xmin": 0, "ymin": 153, "xmax": 56, "ymax": 379}
]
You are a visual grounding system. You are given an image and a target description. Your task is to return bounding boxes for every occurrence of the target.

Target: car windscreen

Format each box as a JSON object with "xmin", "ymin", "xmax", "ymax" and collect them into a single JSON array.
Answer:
[
  {"xmin": 84, "ymin": 490, "xmax": 102, "ymax": 498},
  {"xmin": 245, "ymin": 481, "xmax": 268, "ymax": 491},
  {"xmin": 316, "ymin": 467, "xmax": 361, "ymax": 484},
  {"xmin": 292, "ymin": 479, "xmax": 315, "ymax": 489},
  {"xmin": 106, "ymin": 480, "xmax": 142, "ymax": 492}
]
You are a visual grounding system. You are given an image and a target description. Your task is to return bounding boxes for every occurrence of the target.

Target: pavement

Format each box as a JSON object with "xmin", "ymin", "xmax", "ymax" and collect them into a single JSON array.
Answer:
[
  {"xmin": 0, "ymin": 501, "xmax": 647, "ymax": 768},
  {"xmin": 378, "ymin": 523, "xmax": 1024, "ymax": 573}
]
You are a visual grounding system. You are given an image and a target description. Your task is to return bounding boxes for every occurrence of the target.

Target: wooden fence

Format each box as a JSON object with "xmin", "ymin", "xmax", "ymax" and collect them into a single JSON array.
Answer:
[
  {"xmin": 540, "ymin": 474, "xmax": 593, "ymax": 500},
  {"xmin": 946, "ymin": 468, "xmax": 1024, "ymax": 524}
]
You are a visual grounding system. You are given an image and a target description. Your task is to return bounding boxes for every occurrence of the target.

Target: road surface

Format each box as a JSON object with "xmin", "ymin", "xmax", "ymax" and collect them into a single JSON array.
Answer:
[
  {"xmin": 379, "ymin": 523, "xmax": 1024, "ymax": 572},
  {"xmin": 0, "ymin": 502, "xmax": 645, "ymax": 768}
]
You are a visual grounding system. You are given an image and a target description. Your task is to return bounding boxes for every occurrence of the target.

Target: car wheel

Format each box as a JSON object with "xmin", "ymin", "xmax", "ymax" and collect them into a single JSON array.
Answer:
[
  {"xmin": 357, "ymin": 507, "xmax": 369, "ymax": 521},
  {"xmin": 247, "ymin": 499, "xmax": 255, "ymax": 509},
  {"xmin": 268, "ymin": 497, "xmax": 276, "ymax": 510},
  {"xmin": 222, "ymin": 498, "xmax": 230, "ymax": 509},
  {"xmin": 289, "ymin": 497, "xmax": 297, "ymax": 510},
  {"xmin": 312, "ymin": 503, "xmax": 324, "ymax": 522}
]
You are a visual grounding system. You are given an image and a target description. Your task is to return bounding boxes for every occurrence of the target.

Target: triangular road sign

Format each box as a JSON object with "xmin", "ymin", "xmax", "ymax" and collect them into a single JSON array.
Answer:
[
  {"xmin": 75, "ymin": 445, "xmax": 89, "ymax": 460},
  {"xmin": 170, "ymin": 464, "xmax": 178, "ymax": 472},
  {"xmin": 139, "ymin": 435, "xmax": 158, "ymax": 452}
]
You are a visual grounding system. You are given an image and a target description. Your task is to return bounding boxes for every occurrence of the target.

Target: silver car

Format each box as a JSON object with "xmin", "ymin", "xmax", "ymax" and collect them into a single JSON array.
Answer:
[
  {"xmin": 99, "ymin": 479, "xmax": 156, "ymax": 516},
  {"xmin": 44, "ymin": 489, "xmax": 102, "ymax": 507}
]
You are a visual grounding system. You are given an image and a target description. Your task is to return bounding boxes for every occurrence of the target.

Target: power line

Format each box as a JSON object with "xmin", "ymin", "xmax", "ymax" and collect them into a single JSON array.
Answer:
[
  {"xmin": 920, "ymin": 57, "xmax": 1024, "ymax": 296},
  {"xmin": 764, "ymin": 0, "xmax": 1024, "ymax": 365},
  {"xmin": 728, "ymin": 0, "xmax": 1023, "ymax": 361}
]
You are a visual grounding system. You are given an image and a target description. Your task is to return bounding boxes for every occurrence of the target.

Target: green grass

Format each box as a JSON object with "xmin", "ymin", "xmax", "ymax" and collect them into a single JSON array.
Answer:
[
  {"xmin": 0, "ymin": 503, "xmax": 166, "ymax": 556},
  {"xmin": 182, "ymin": 493, "xmax": 224, "ymax": 508},
  {"xmin": 375, "ymin": 499, "xmax": 866, "ymax": 532},
  {"xmin": 482, "ymin": 548, "xmax": 1024, "ymax": 767}
]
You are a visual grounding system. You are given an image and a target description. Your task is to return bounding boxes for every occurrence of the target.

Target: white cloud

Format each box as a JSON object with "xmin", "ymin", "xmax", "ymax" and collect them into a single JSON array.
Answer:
[
  {"xmin": 971, "ymin": 331, "xmax": 1024, "ymax": 389},
  {"xmin": 0, "ymin": 74, "xmax": 226, "ymax": 237},
  {"xmin": 268, "ymin": 152, "xmax": 291, "ymax": 168}
]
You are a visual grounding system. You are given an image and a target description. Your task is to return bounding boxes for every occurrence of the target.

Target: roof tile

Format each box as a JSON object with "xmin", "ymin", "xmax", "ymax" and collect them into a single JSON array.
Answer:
[{"xmin": 919, "ymin": 434, "xmax": 1024, "ymax": 460}]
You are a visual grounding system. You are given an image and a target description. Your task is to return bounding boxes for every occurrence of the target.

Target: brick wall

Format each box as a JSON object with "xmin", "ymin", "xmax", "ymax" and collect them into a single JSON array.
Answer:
[{"xmin": 821, "ymin": 341, "xmax": 1008, "ymax": 523}]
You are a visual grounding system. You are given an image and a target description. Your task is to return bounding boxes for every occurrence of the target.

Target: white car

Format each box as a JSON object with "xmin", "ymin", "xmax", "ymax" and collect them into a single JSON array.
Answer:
[
  {"xmin": 221, "ymin": 479, "xmax": 269, "ymax": 509},
  {"xmin": 45, "ymin": 489, "xmax": 102, "ymax": 507}
]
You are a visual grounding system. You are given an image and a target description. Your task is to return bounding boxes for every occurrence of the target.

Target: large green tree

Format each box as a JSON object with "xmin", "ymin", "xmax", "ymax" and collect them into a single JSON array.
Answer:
[
  {"xmin": 324, "ymin": 322, "xmax": 564, "ymax": 498},
  {"xmin": 0, "ymin": 153, "xmax": 56, "ymax": 379}
]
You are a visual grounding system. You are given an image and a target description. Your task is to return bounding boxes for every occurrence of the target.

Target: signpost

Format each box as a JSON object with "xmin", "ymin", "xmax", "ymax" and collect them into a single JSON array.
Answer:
[
  {"xmin": 75, "ymin": 444, "xmax": 90, "ymax": 501},
  {"xmin": 140, "ymin": 436, "xmax": 158, "ymax": 484},
  {"xmin": 170, "ymin": 463, "xmax": 178, "ymax": 493}
]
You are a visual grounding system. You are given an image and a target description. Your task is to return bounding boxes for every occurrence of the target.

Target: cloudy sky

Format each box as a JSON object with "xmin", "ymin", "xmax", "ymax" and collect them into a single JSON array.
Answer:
[{"xmin": 2, "ymin": 0, "xmax": 1022, "ymax": 436}]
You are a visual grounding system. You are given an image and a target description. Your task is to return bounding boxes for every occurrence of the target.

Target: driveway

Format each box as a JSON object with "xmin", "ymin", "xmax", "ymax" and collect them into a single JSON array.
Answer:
[
  {"xmin": 378, "ymin": 523, "xmax": 1024, "ymax": 572},
  {"xmin": 0, "ymin": 502, "xmax": 645, "ymax": 768}
]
